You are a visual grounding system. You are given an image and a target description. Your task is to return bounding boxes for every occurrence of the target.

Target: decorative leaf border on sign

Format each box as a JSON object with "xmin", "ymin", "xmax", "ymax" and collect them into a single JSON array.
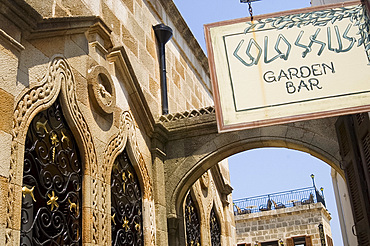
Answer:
[{"xmin": 243, "ymin": 5, "xmax": 370, "ymax": 63}]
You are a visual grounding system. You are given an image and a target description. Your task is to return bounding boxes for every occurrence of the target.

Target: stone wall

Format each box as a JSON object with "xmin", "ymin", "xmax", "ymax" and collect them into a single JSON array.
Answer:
[
  {"xmin": 235, "ymin": 203, "xmax": 332, "ymax": 245},
  {"xmin": 22, "ymin": 0, "xmax": 213, "ymax": 116},
  {"xmin": 0, "ymin": 0, "xmax": 213, "ymax": 245}
]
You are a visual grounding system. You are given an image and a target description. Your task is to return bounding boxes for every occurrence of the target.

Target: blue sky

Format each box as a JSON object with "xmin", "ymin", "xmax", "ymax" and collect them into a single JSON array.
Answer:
[{"xmin": 172, "ymin": 0, "xmax": 344, "ymax": 245}]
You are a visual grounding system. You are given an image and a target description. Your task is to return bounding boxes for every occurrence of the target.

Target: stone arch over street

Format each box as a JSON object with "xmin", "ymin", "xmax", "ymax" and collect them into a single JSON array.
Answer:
[{"xmin": 154, "ymin": 109, "xmax": 344, "ymax": 244}]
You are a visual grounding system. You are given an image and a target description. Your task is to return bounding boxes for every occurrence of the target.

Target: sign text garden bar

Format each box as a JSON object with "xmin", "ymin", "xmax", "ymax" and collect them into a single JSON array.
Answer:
[{"xmin": 205, "ymin": 1, "xmax": 370, "ymax": 132}]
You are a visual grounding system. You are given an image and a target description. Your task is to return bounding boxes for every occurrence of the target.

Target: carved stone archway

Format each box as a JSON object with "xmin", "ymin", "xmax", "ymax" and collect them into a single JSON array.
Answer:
[
  {"xmin": 153, "ymin": 107, "xmax": 342, "ymax": 245},
  {"xmin": 7, "ymin": 56, "xmax": 99, "ymax": 245}
]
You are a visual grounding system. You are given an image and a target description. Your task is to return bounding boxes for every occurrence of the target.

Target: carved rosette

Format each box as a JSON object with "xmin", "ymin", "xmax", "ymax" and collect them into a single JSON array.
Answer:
[
  {"xmin": 7, "ymin": 56, "xmax": 99, "ymax": 245},
  {"xmin": 88, "ymin": 65, "xmax": 116, "ymax": 115}
]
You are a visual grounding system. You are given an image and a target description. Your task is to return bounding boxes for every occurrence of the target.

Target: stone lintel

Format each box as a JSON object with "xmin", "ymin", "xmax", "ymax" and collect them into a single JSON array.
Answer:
[
  {"xmin": 158, "ymin": 106, "xmax": 217, "ymax": 140},
  {"xmin": 27, "ymin": 16, "xmax": 111, "ymax": 41},
  {"xmin": 0, "ymin": 0, "xmax": 42, "ymax": 31}
]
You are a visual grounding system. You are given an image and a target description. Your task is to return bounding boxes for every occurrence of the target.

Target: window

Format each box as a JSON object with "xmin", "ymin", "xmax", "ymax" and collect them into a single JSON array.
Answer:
[
  {"xmin": 111, "ymin": 150, "xmax": 143, "ymax": 246},
  {"xmin": 294, "ymin": 237, "xmax": 306, "ymax": 246},
  {"xmin": 185, "ymin": 193, "xmax": 201, "ymax": 246},
  {"xmin": 210, "ymin": 208, "xmax": 221, "ymax": 246},
  {"xmin": 261, "ymin": 241, "xmax": 278, "ymax": 246},
  {"xmin": 20, "ymin": 99, "xmax": 82, "ymax": 245},
  {"xmin": 326, "ymin": 235, "xmax": 333, "ymax": 246},
  {"xmin": 287, "ymin": 236, "xmax": 312, "ymax": 246}
]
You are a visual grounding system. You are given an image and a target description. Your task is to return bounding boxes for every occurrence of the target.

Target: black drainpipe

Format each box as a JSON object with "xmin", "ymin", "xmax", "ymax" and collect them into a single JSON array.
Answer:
[{"xmin": 153, "ymin": 24, "xmax": 173, "ymax": 115}]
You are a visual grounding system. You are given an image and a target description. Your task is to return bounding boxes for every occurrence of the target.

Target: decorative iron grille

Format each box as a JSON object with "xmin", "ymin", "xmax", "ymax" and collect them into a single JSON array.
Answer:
[
  {"xmin": 111, "ymin": 150, "xmax": 143, "ymax": 246},
  {"xmin": 21, "ymin": 98, "xmax": 82, "ymax": 246},
  {"xmin": 185, "ymin": 194, "xmax": 201, "ymax": 246},
  {"xmin": 210, "ymin": 208, "xmax": 221, "ymax": 246},
  {"xmin": 233, "ymin": 186, "xmax": 326, "ymax": 215}
]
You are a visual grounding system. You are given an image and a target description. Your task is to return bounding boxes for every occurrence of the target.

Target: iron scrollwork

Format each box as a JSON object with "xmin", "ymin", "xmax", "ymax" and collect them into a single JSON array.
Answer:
[
  {"xmin": 21, "ymin": 99, "xmax": 82, "ymax": 246},
  {"xmin": 111, "ymin": 150, "xmax": 143, "ymax": 246},
  {"xmin": 210, "ymin": 208, "xmax": 221, "ymax": 246},
  {"xmin": 185, "ymin": 194, "xmax": 201, "ymax": 246}
]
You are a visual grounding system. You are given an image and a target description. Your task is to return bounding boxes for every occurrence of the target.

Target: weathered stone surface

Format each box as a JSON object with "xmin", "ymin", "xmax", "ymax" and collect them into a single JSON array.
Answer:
[
  {"xmin": 235, "ymin": 203, "xmax": 331, "ymax": 245},
  {"xmin": 0, "ymin": 176, "xmax": 8, "ymax": 226},
  {"xmin": 0, "ymin": 131, "xmax": 11, "ymax": 178},
  {"xmin": 0, "ymin": 90, "xmax": 14, "ymax": 133}
]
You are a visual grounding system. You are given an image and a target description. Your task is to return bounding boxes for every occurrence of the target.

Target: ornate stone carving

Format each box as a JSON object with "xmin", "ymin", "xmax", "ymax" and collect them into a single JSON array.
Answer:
[
  {"xmin": 101, "ymin": 182, "xmax": 109, "ymax": 245},
  {"xmin": 103, "ymin": 111, "xmax": 152, "ymax": 199},
  {"xmin": 103, "ymin": 110, "xmax": 155, "ymax": 245},
  {"xmin": 200, "ymin": 171, "xmax": 210, "ymax": 190},
  {"xmin": 8, "ymin": 56, "xmax": 99, "ymax": 245},
  {"xmin": 88, "ymin": 65, "xmax": 116, "ymax": 115},
  {"xmin": 149, "ymin": 200, "xmax": 156, "ymax": 245},
  {"xmin": 158, "ymin": 106, "xmax": 215, "ymax": 122},
  {"xmin": 7, "ymin": 57, "xmax": 65, "ymax": 245}
]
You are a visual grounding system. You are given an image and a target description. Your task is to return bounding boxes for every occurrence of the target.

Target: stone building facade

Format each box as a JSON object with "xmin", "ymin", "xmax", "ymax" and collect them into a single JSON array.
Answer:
[
  {"xmin": 235, "ymin": 203, "xmax": 332, "ymax": 246},
  {"xmin": 1, "ymin": 0, "xmax": 370, "ymax": 245}
]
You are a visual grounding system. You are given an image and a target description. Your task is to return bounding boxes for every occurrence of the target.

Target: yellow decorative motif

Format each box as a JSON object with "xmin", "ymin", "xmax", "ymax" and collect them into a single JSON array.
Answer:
[
  {"xmin": 122, "ymin": 171, "xmax": 127, "ymax": 193},
  {"xmin": 187, "ymin": 205, "xmax": 194, "ymax": 221},
  {"xmin": 122, "ymin": 171, "xmax": 127, "ymax": 182},
  {"xmin": 111, "ymin": 213, "xmax": 116, "ymax": 225},
  {"xmin": 47, "ymin": 191, "xmax": 59, "ymax": 211},
  {"xmin": 127, "ymin": 170, "xmax": 133, "ymax": 180},
  {"xmin": 123, "ymin": 217, "xmax": 130, "ymax": 231},
  {"xmin": 36, "ymin": 120, "xmax": 48, "ymax": 133},
  {"xmin": 134, "ymin": 221, "xmax": 141, "ymax": 232},
  {"xmin": 68, "ymin": 197, "xmax": 78, "ymax": 216},
  {"xmin": 22, "ymin": 186, "xmax": 36, "ymax": 202},
  {"xmin": 61, "ymin": 130, "xmax": 70, "ymax": 146},
  {"xmin": 50, "ymin": 132, "xmax": 59, "ymax": 162},
  {"xmin": 50, "ymin": 132, "xmax": 59, "ymax": 145}
]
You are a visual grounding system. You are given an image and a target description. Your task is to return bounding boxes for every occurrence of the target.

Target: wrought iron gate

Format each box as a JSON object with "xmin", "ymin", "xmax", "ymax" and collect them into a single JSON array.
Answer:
[
  {"xmin": 111, "ymin": 150, "xmax": 143, "ymax": 246},
  {"xmin": 185, "ymin": 194, "xmax": 201, "ymax": 246},
  {"xmin": 20, "ymin": 99, "xmax": 82, "ymax": 245},
  {"xmin": 210, "ymin": 208, "xmax": 221, "ymax": 246}
]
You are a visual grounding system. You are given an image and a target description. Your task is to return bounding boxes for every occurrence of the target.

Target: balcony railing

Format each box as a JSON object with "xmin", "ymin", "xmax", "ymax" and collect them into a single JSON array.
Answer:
[{"xmin": 233, "ymin": 186, "xmax": 325, "ymax": 215}]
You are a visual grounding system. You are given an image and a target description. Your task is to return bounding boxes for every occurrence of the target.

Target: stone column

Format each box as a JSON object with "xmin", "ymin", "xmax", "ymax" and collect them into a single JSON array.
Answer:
[{"xmin": 151, "ymin": 125, "xmax": 169, "ymax": 245}]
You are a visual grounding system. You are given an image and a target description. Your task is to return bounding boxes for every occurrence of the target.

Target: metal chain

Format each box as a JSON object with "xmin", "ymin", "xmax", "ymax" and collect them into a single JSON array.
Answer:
[{"xmin": 248, "ymin": 0, "xmax": 253, "ymax": 20}]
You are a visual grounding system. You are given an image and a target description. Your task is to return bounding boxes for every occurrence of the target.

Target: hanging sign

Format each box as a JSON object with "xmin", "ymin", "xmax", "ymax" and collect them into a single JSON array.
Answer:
[{"xmin": 205, "ymin": 1, "xmax": 370, "ymax": 132}]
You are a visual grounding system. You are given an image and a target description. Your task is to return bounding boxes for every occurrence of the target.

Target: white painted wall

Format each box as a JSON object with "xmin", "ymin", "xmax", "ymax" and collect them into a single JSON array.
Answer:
[{"xmin": 331, "ymin": 169, "xmax": 358, "ymax": 246}]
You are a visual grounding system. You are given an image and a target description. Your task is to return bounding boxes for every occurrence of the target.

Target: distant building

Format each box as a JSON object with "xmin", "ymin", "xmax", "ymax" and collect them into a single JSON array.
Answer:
[{"xmin": 234, "ymin": 179, "xmax": 333, "ymax": 246}]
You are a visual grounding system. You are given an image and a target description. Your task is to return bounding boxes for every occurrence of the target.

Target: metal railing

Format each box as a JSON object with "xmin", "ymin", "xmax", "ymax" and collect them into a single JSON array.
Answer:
[{"xmin": 233, "ymin": 186, "xmax": 325, "ymax": 215}]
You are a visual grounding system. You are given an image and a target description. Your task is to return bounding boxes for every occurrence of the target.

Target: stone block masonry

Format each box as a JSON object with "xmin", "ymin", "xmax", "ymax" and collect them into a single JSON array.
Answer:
[{"xmin": 235, "ymin": 203, "xmax": 332, "ymax": 245}]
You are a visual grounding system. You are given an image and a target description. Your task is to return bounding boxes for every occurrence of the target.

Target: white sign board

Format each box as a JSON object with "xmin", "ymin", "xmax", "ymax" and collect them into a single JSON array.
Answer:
[{"xmin": 205, "ymin": 1, "xmax": 370, "ymax": 132}]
